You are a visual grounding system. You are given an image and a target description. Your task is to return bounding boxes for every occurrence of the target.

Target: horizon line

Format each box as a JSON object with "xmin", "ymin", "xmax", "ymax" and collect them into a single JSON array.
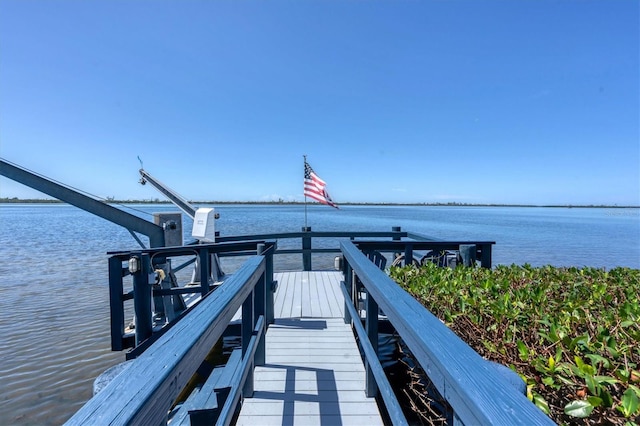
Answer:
[{"xmin": 1, "ymin": 197, "xmax": 638, "ymax": 209}]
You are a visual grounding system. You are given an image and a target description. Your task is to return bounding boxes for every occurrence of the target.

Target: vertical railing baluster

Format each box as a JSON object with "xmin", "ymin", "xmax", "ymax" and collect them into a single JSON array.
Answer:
[
  {"xmin": 302, "ymin": 226, "xmax": 312, "ymax": 271},
  {"xmin": 133, "ymin": 253, "xmax": 153, "ymax": 345},
  {"xmin": 109, "ymin": 255, "xmax": 126, "ymax": 351},
  {"xmin": 404, "ymin": 243, "xmax": 414, "ymax": 266},
  {"xmin": 365, "ymin": 291, "xmax": 379, "ymax": 397},
  {"xmin": 199, "ymin": 248, "xmax": 209, "ymax": 296},
  {"xmin": 242, "ymin": 287, "xmax": 254, "ymax": 397},
  {"xmin": 343, "ymin": 262, "xmax": 353, "ymax": 324},
  {"xmin": 480, "ymin": 243, "xmax": 492, "ymax": 268},
  {"xmin": 392, "ymin": 226, "xmax": 402, "ymax": 262},
  {"xmin": 255, "ymin": 245, "xmax": 266, "ymax": 366},
  {"xmin": 264, "ymin": 242, "xmax": 276, "ymax": 325}
]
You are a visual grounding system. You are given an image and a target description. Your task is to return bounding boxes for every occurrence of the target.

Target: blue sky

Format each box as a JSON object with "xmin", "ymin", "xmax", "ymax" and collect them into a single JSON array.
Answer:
[{"xmin": 1, "ymin": 1, "xmax": 638, "ymax": 205}]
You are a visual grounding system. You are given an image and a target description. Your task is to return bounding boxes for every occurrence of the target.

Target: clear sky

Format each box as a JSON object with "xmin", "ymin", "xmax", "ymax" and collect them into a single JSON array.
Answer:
[{"xmin": 1, "ymin": 0, "xmax": 638, "ymax": 205}]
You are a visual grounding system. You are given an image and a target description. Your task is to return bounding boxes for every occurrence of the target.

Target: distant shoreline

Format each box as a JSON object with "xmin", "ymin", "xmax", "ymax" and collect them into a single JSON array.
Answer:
[{"xmin": 1, "ymin": 197, "xmax": 638, "ymax": 209}]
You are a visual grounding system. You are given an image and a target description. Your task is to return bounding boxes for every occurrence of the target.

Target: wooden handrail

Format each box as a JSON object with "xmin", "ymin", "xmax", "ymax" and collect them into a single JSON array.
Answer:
[
  {"xmin": 340, "ymin": 241, "xmax": 554, "ymax": 425},
  {"xmin": 67, "ymin": 256, "xmax": 266, "ymax": 426}
]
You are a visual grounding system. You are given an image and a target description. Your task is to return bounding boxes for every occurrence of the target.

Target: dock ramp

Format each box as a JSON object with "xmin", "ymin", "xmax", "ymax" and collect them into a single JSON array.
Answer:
[{"xmin": 236, "ymin": 271, "xmax": 384, "ymax": 425}]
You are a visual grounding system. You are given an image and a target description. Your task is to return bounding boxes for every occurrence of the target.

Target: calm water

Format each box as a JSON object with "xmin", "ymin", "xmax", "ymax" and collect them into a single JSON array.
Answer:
[{"xmin": 1, "ymin": 204, "xmax": 638, "ymax": 424}]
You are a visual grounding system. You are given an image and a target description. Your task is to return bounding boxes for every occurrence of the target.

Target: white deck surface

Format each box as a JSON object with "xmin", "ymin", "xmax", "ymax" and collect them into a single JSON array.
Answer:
[{"xmin": 236, "ymin": 271, "xmax": 383, "ymax": 426}]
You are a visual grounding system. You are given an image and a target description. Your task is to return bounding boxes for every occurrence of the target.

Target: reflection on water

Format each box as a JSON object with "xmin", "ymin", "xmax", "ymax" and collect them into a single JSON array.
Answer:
[{"xmin": 0, "ymin": 204, "xmax": 637, "ymax": 424}]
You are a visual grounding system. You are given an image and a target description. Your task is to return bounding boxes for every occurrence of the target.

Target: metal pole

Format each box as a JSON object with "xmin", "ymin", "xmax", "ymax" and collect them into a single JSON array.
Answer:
[
  {"xmin": 304, "ymin": 154, "xmax": 308, "ymax": 229},
  {"xmin": 0, "ymin": 158, "xmax": 165, "ymax": 247}
]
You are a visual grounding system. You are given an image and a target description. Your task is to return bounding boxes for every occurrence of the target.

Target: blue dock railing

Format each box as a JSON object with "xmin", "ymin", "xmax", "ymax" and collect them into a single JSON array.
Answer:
[
  {"xmin": 68, "ymin": 228, "xmax": 554, "ymax": 425},
  {"xmin": 108, "ymin": 240, "xmax": 276, "ymax": 354},
  {"xmin": 340, "ymin": 240, "xmax": 554, "ymax": 425},
  {"xmin": 68, "ymin": 254, "xmax": 269, "ymax": 425}
]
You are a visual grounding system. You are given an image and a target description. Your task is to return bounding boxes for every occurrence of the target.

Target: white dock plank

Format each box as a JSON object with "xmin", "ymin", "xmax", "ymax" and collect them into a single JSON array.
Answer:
[{"xmin": 237, "ymin": 273, "xmax": 383, "ymax": 425}]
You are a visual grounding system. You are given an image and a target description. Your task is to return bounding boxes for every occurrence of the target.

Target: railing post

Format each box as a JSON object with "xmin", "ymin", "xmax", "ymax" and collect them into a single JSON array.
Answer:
[
  {"xmin": 459, "ymin": 244, "xmax": 477, "ymax": 267},
  {"xmin": 392, "ymin": 226, "xmax": 402, "ymax": 264},
  {"xmin": 133, "ymin": 253, "xmax": 153, "ymax": 345},
  {"xmin": 199, "ymin": 248, "xmax": 210, "ymax": 296},
  {"xmin": 255, "ymin": 245, "xmax": 266, "ymax": 366},
  {"xmin": 480, "ymin": 243, "xmax": 492, "ymax": 268},
  {"xmin": 109, "ymin": 256, "xmax": 125, "ymax": 351},
  {"xmin": 262, "ymin": 243, "xmax": 276, "ymax": 325},
  {"xmin": 365, "ymin": 291, "xmax": 379, "ymax": 397},
  {"xmin": 343, "ymin": 262, "xmax": 353, "ymax": 324},
  {"xmin": 302, "ymin": 226, "xmax": 312, "ymax": 271},
  {"xmin": 392, "ymin": 226, "xmax": 401, "ymax": 241},
  {"xmin": 242, "ymin": 288, "xmax": 254, "ymax": 397},
  {"xmin": 404, "ymin": 243, "xmax": 414, "ymax": 266}
]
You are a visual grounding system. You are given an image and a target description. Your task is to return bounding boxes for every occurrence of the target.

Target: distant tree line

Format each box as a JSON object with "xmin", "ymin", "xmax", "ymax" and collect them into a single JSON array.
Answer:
[{"xmin": 0, "ymin": 197, "xmax": 637, "ymax": 208}]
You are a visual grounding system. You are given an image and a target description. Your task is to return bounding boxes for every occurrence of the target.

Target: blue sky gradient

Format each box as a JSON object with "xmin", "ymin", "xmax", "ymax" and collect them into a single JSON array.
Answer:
[{"xmin": 1, "ymin": 1, "xmax": 638, "ymax": 205}]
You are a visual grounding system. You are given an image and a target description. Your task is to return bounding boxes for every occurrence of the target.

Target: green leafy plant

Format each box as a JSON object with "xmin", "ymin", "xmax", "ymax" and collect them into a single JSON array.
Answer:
[{"xmin": 390, "ymin": 263, "xmax": 640, "ymax": 425}]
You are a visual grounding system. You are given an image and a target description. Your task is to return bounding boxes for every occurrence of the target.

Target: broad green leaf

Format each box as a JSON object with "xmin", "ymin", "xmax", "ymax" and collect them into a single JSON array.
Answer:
[
  {"xmin": 516, "ymin": 340, "xmax": 529, "ymax": 360},
  {"xmin": 587, "ymin": 396, "xmax": 603, "ymax": 407},
  {"xmin": 581, "ymin": 363, "xmax": 596, "ymax": 376},
  {"xmin": 564, "ymin": 400, "xmax": 594, "ymax": 418},
  {"xmin": 533, "ymin": 393, "xmax": 550, "ymax": 415},
  {"xmin": 542, "ymin": 376, "xmax": 554, "ymax": 386},
  {"xmin": 594, "ymin": 375, "xmax": 619, "ymax": 385},
  {"xmin": 586, "ymin": 375, "xmax": 597, "ymax": 395},
  {"xmin": 586, "ymin": 354, "xmax": 612, "ymax": 369},
  {"xmin": 618, "ymin": 388, "xmax": 639, "ymax": 417},
  {"xmin": 628, "ymin": 384, "xmax": 640, "ymax": 398},
  {"xmin": 601, "ymin": 389, "xmax": 614, "ymax": 408}
]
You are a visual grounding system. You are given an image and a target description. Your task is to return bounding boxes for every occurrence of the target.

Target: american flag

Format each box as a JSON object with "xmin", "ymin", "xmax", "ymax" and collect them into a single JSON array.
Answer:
[{"xmin": 304, "ymin": 161, "xmax": 338, "ymax": 209}]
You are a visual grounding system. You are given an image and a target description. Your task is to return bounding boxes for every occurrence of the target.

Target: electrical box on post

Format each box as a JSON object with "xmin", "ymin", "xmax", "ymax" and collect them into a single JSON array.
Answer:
[
  {"xmin": 192, "ymin": 208, "xmax": 216, "ymax": 242},
  {"xmin": 154, "ymin": 212, "xmax": 183, "ymax": 247}
]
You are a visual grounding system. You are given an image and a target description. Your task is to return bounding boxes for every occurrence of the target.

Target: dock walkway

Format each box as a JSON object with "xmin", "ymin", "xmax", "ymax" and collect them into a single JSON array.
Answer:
[{"xmin": 236, "ymin": 271, "xmax": 384, "ymax": 426}]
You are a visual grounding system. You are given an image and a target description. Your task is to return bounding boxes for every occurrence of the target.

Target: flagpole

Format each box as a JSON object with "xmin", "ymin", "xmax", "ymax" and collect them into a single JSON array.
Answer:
[{"xmin": 303, "ymin": 154, "xmax": 308, "ymax": 228}]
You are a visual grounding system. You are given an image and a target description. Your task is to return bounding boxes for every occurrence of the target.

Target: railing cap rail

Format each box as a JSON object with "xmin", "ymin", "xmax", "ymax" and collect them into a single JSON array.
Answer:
[{"xmin": 107, "ymin": 239, "xmax": 274, "ymax": 257}]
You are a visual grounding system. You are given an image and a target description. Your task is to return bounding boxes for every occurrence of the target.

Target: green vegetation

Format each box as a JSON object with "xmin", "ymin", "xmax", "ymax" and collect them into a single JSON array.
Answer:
[
  {"xmin": 390, "ymin": 263, "xmax": 640, "ymax": 425},
  {"xmin": 1, "ymin": 197, "xmax": 638, "ymax": 208}
]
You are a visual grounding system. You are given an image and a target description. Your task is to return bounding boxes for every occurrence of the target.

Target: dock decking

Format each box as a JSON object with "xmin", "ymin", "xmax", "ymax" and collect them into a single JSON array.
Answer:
[{"xmin": 236, "ymin": 271, "xmax": 384, "ymax": 425}]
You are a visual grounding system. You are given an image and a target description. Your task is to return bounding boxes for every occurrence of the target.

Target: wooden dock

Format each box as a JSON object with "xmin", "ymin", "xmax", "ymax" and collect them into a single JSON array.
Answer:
[{"xmin": 236, "ymin": 271, "xmax": 384, "ymax": 425}]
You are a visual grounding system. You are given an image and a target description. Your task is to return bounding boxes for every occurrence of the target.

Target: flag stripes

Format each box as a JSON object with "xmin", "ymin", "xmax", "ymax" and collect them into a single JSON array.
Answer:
[{"xmin": 304, "ymin": 161, "xmax": 338, "ymax": 209}]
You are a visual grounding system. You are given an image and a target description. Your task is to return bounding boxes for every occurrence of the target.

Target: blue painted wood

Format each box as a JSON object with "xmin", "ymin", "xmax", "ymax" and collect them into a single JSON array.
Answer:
[
  {"xmin": 365, "ymin": 288, "xmax": 379, "ymax": 398},
  {"xmin": 108, "ymin": 256, "xmax": 126, "ymax": 351},
  {"xmin": 355, "ymin": 240, "xmax": 495, "ymax": 268},
  {"xmin": 133, "ymin": 254, "xmax": 153, "ymax": 345},
  {"xmin": 301, "ymin": 227, "xmax": 312, "ymax": 271},
  {"xmin": 260, "ymin": 243, "xmax": 276, "ymax": 325},
  {"xmin": 108, "ymin": 241, "xmax": 276, "ymax": 351},
  {"xmin": 241, "ymin": 289, "xmax": 254, "ymax": 396},
  {"xmin": 480, "ymin": 242, "xmax": 493, "ymax": 268},
  {"xmin": 65, "ymin": 256, "xmax": 266, "ymax": 426},
  {"xmin": 459, "ymin": 244, "xmax": 477, "ymax": 267},
  {"xmin": 340, "ymin": 241, "xmax": 554, "ymax": 425},
  {"xmin": 199, "ymin": 250, "xmax": 210, "ymax": 297},
  {"xmin": 343, "ymin": 262, "xmax": 354, "ymax": 324},
  {"xmin": 217, "ymin": 315, "xmax": 265, "ymax": 426},
  {"xmin": 187, "ymin": 349, "xmax": 243, "ymax": 426},
  {"xmin": 254, "ymin": 245, "xmax": 266, "ymax": 365},
  {"xmin": 339, "ymin": 282, "xmax": 408, "ymax": 426}
]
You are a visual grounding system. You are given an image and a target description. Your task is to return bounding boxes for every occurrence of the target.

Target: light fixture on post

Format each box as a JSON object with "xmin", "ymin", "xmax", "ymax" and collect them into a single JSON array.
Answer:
[{"xmin": 129, "ymin": 256, "xmax": 140, "ymax": 274}]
